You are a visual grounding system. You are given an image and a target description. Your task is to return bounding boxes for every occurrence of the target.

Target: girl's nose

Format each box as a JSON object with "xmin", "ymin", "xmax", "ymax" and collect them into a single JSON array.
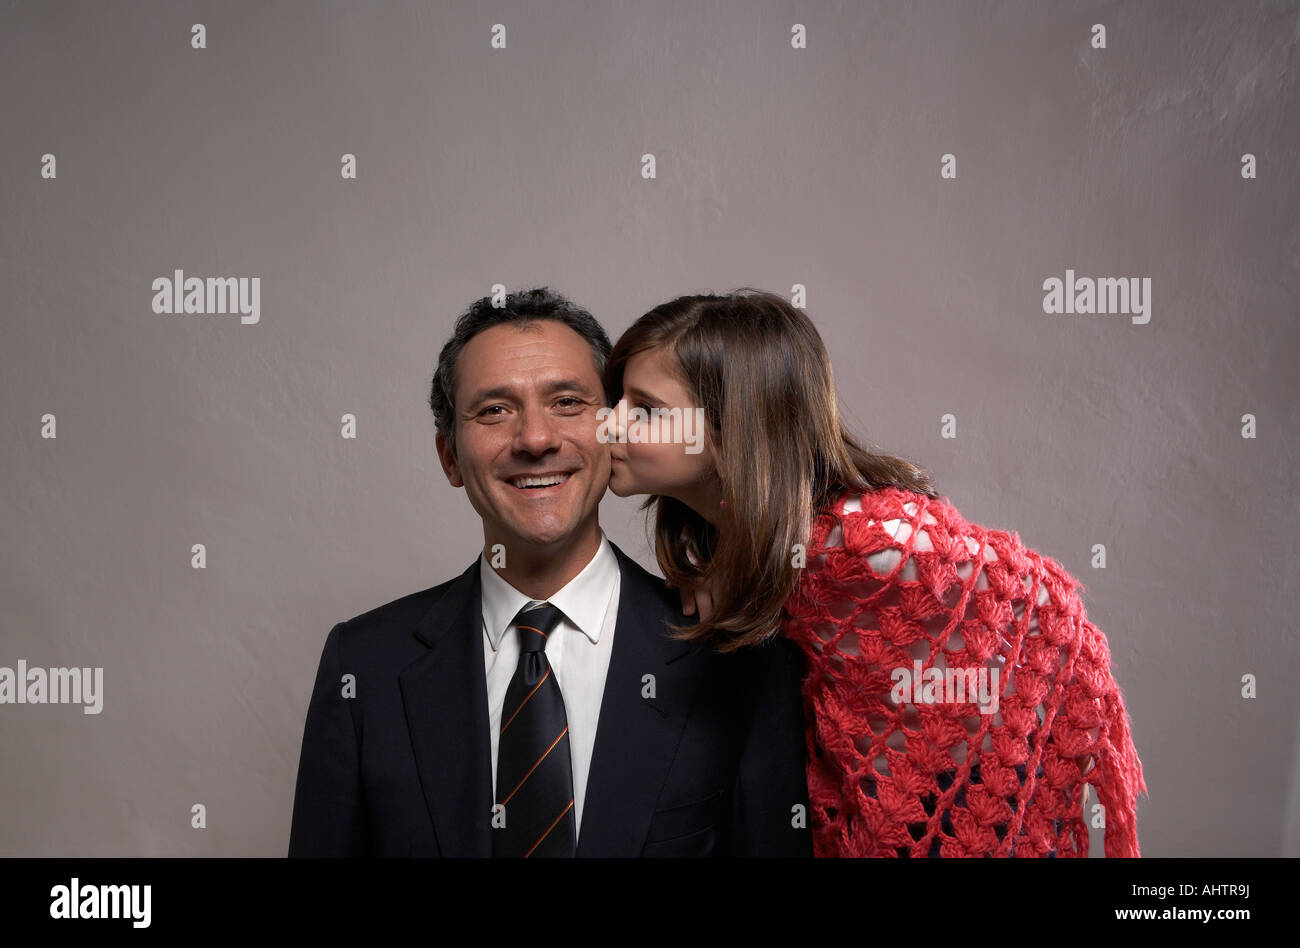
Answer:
[{"xmin": 608, "ymin": 399, "xmax": 629, "ymax": 441}]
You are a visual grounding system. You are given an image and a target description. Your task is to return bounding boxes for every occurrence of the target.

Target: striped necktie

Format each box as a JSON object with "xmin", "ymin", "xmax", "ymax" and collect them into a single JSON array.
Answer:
[{"xmin": 493, "ymin": 601, "xmax": 578, "ymax": 857}]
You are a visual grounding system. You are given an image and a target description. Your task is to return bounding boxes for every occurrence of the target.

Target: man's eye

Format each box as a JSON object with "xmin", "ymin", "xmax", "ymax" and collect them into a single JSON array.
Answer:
[
  {"xmin": 556, "ymin": 397, "xmax": 584, "ymax": 409},
  {"xmin": 478, "ymin": 405, "xmax": 505, "ymax": 417}
]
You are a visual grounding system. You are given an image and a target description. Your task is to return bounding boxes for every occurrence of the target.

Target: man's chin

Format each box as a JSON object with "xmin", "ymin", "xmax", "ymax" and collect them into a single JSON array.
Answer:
[{"xmin": 501, "ymin": 512, "xmax": 593, "ymax": 552}]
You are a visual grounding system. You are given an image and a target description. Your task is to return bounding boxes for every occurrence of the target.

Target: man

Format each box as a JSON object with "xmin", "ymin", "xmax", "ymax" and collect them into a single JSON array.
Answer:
[{"xmin": 288, "ymin": 287, "xmax": 811, "ymax": 856}]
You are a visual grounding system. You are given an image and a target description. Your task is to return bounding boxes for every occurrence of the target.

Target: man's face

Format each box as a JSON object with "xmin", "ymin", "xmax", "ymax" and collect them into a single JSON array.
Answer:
[{"xmin": 436, "ymin": 320, "xmax": 611, "ymax": 556}]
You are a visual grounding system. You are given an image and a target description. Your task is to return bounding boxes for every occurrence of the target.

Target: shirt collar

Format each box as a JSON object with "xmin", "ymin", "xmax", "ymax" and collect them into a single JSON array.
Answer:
[{"xmin": 479, "ymin": 531, "xmax": 618, "ymax": 651}]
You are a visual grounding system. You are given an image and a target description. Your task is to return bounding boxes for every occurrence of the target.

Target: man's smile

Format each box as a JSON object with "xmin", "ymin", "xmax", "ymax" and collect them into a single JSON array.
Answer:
[{"xmin": 504, "ymin": 470, "xmax": 575, "ymax": 496}]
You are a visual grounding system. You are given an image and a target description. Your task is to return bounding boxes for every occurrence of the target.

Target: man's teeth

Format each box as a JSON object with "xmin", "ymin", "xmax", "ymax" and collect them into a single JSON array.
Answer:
[{"xmin": 512, "ymin": 473, "xmax": 570, "ymax": 488}]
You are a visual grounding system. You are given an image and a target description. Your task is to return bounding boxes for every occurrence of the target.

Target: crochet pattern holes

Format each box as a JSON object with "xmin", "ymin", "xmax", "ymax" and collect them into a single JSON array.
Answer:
[{"xmin": 784, "ymin": 486, "xmax": 1145, "ymax": 857}]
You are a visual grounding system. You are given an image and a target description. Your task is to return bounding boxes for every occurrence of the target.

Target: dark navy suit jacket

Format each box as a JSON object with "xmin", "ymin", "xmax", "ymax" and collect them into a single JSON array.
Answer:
[{"xmin": 288, "ymin": 540, "xmax": 812, "ymax": 857}]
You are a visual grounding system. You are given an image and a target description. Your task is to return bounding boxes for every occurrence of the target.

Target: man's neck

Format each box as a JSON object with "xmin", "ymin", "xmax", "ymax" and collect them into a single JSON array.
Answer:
[{"xmin": 484, "ymin": 522, "xmax": 604, "ymax": 601}]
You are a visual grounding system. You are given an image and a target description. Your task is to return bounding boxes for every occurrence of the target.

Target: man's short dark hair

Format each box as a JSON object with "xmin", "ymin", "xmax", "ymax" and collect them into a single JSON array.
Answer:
[{"xmin": 429, "ymin": 287, "xmax": 612, "ymax": 458}]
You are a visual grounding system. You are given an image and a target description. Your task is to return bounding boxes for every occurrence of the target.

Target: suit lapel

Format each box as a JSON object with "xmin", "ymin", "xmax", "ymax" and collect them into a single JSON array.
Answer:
[
  {"xmin": 576, "ymin": 542, "xmax": 711, "ymax": 856},
  {"xmin": 397, "ymin": 542, "xmax": 712, "ymax": 858},
  {"xmin": 399, "ymin": 559, "xmax": 493, "ymax": 857}
]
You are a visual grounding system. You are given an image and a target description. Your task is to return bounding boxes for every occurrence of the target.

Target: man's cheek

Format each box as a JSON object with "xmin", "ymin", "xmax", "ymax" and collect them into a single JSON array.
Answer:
[{"xmin": 568, "ymin": 420, "xmax": 607, "ymax": 455}]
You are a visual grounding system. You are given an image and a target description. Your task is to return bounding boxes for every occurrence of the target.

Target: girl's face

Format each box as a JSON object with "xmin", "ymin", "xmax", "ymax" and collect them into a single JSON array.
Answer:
[{"xmin": 606, "ymin": 347, "xmax": 717, "ymax": 503}]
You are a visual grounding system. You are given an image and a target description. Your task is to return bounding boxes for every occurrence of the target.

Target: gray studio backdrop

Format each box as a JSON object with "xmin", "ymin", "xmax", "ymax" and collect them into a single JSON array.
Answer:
[{"xmin": 2, "ymin": 0, "xmax": 1297, "ymax": 857}]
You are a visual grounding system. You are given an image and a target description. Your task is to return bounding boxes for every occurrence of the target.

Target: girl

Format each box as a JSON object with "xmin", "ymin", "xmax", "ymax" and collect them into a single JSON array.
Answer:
[{"xmin": 604, "ymin": 289, "xmax": 1146, "ymax": 857}]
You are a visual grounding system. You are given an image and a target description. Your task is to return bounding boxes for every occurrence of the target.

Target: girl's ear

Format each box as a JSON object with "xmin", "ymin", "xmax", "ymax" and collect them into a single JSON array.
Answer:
[
  {"xmin": 693, "ymin": 437, "xmax": 718, "ymax": 477},
  {"xmin": 708, "ymin": 441, "xmax": 722, "ymax": 470},
  {"xmin": 700, "ymin": 424, "xmax": 720, "ymax": 468}
]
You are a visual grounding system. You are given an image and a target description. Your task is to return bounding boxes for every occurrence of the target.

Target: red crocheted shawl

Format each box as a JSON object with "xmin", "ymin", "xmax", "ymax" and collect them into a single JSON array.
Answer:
[{"xmin": 782, "ymin": 486, "xmax": 1147, "ymax": 857}]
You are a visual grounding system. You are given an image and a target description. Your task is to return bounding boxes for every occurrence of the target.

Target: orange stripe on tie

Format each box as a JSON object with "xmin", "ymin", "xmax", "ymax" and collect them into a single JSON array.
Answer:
[
  {"xmin": 502, "ymin": 727, "xmax": 568, "ymax": 805},
  {"xmin": 525, "ymin": 800, "xmax": 575, "ymax": 857},
  {"xmin": 517, "ymin": 624, "xmax": 548, "ymax": 639},
  {"xmin": 499, "ymin": 667, "xmax": 551, "ymax": 737}
]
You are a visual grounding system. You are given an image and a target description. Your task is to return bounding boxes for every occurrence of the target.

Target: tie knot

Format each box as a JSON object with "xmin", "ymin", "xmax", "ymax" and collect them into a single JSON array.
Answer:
[{"xmin": 512, "ymin": 602, "xmax": 565, "ymax": 653}]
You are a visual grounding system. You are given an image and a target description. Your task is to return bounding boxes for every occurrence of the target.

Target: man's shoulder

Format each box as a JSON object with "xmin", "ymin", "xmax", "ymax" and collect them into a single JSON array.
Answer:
[
  {"xmin": 605, "ymin": 540, "xmax": 789, "ymax": 674},
  {"xmin": 340, "ymin": 580, "xmax": 453, "ymax": 631},
  {"xmin": 607, "ymin": 541, "xmax": 679, "ymax": 614},
  {"xmin": 328, "ymin": 562, "xmax": 476, "ymax": 654}
]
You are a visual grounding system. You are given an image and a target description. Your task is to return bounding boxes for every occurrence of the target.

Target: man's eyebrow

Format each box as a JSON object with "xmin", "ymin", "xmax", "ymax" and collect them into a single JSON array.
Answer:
[
  {"xmin": 462, "ymin": 384, "xmax": 513, "ymax": 410},
  {"xmin": 463, "ymin": 378, "xmax": 599, "ymax": 411},
  {"xmin": 542, "ymin": 378, "xmax": 600, "ymax": 397}
]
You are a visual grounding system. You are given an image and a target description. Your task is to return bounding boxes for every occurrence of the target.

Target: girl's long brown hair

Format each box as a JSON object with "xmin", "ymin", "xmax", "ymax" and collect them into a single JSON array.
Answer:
[{"xmin": 606, "ymin": 289, "xmax": 939, "ymax": 652}]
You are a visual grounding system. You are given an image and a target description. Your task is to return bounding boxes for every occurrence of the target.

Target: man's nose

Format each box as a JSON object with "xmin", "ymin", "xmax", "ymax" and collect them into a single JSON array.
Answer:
[{"xmin": 512, "ymin": 404, "xmax": 563, "ymax": 455}]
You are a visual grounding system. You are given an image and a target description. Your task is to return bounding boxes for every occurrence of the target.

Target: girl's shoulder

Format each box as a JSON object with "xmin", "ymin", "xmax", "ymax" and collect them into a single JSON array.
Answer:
[
  {"xmin": 806, "ymin": 484, "xmax": 1083, "ymax": 599},
  {"xmin": 810, "ymin": 485, "xmax": 969, "ymax": 555},
  {"xmin": 801, "ymin": 485, "xmax": 939, "ymax": 586}
]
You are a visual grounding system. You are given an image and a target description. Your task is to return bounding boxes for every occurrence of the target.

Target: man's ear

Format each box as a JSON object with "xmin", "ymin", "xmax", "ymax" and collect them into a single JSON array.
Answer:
[{"xmin": 435, "ymin": 432, "xmax": 464, "ymax": 488}]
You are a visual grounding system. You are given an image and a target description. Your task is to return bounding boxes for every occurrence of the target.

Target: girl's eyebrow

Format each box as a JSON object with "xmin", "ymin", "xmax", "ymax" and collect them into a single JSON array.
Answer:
[{"xmin": 623, "ymin": 384, "xmax": 663, "ymax": 404}]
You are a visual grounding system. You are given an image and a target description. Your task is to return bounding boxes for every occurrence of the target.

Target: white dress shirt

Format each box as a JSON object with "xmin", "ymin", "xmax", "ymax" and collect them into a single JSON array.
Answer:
[{"xmin": 479, "ymin": 531, "xmax": 619, "ymax": 838}]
